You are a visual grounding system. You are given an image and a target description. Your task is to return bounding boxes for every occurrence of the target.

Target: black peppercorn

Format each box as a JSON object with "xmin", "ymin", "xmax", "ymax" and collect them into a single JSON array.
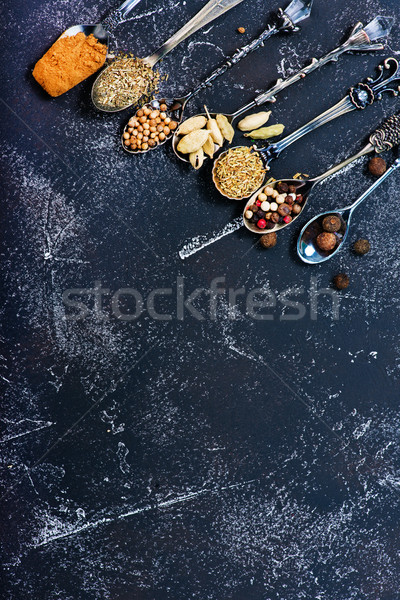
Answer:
[
  {"xmin": 353, "ymin": 239, "xmax": 370, "ymax": 255},
  {"xmin": 288, "ymin": 184, "xmax": 297, "ymax": 194},
  {"xmin": 250, "ymin": 204, "xmax": 259, "ymax": 212},
  {"xmin": 265, "ymin": 221, "xmax": 275, "ymax": 230},
  {"xmin": 256, "ymin": 210, "xmax": 266, "ymax": 219},
  {"xmin": 277, "ymin": 182, "xmax": 289, "ymax": 194},
  {"xmin": 278, "ymin": 203, "xmax": 291, "ymax": 216},
  {"xmin": 333, "ymin": 273, "xmax": 350, "ymax": 290},
  {"xmin": 260, "ymin": 232, "xmax": 277, "ymax": 248}
]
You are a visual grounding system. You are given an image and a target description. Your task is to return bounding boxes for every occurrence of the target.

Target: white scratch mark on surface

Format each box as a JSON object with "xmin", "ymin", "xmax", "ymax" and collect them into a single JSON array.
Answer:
[
  {"xmin": 32, "ymin": 478, "xmax": 257, "ymax": 548},
  {"xmin": 0, "ymin": 419, "xmax": 54, "ymax": 444},
  {"xmin": 179, "ymin": 217, "xmax": 243, "ymax": 259}
]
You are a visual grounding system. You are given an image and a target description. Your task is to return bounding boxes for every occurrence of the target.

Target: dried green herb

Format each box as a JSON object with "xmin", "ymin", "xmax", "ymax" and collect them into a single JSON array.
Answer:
[{"xmin": 93, "ymin": 54, "xmax": 160, "ymax": 110}]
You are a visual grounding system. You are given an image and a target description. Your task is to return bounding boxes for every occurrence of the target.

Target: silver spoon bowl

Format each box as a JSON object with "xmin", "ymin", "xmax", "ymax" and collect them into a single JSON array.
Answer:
[
  {"xmin": 297, "ymin": 157, "xmax": 400, "ymax": 264},
  {"xmin": 58, "ymin": 0, "xmax": 143, "ymax": 49},
  {"xmin": 172, "ymin": 15, "xmax": 392, "ymax": 165},
  {"xmin": 243, "ymin": 111, "xmax": 400, "ymax": 233},
  {"xmin": 121, "ymin": 98, "xmax": 180, "ymax": 154},
  {"xmin": 92, "ymin": 0, "xmax": 246, "ymax": 113}
]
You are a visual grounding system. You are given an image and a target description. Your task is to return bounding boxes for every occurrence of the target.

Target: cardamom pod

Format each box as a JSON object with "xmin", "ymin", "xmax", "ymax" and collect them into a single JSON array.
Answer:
[
  {"xmin": 204, "ymin": 105, "xmax": 224, "ymax": 146},
  {"xmin": 216, "ymin": 114, "xmax": 235, "ymax": 143},
  {"xmin": 177, "ymin": 129, "xmax": 210, "ymax": 154},
  {"xmin": 244, "ymin": 124, "xmax": 285, "ymax": 139},
  {"xmin": 203, "ymin": 134, "xmax": 215, "ymax": 158},
  {"xmin": 189, "ymin": 148, "xmax": 204, "ymax": 170},
  {"xmin": 238, "ymin": 111, "xmax": 271, "ymax": 132},
  {"xmin": 177, "ymin": 115, "xmax": 207, "ymax": 135}
]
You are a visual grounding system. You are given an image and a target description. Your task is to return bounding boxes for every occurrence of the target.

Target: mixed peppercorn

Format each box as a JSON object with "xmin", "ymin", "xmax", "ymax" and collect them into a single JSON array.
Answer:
[{"xmin": 244, "ymin": 180, "xmax": 304, "ymax": 231}]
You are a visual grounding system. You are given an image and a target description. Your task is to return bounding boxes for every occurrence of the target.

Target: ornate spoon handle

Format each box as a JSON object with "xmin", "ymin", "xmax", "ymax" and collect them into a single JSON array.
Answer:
[
  {"xmin": 262, "ymin": 57, "xmax": 400, "ymax": 161},
  {"xmin": 254, "ymin": 18, "xmax": 390, "ymax": 105},
  {"xmin": 101, "ymin": 0, "xmax": 144, "ymax": 33},
  {"xmin": 185, "ymin": 0, "xmax": 312, "ymax": 103},
  {"xmin": 312, "ymin": 112, "xmax": 400, "ymax": 184},
  {"xmin": 349, "ymin": 157, "xmax": 400, "ymax": 211}
]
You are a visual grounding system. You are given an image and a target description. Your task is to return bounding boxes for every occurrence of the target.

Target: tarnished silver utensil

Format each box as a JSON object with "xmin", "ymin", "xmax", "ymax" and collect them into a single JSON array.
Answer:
[
  {"xmin": 122, "ymin": 0, "xmax": 314, "ymax": 153},
  {"xmin": 243, "ymin": 112, "xmax": 400, "ymax": 234},
  {"xmin": 93, "ymin": 0, "xmax": 246, "ymax": 112},
  {"xmin": 59, "ymin": 0, "xmax": 143, "ymax": 47},
  {"xmin": 297, "ymin": 157, "xmax": 400, "ymax": 264},
  {"xmin": 173, "ymin": 15, "xmax": 393, "ymax": 164},
  {"xmin": 212, "ymin": 57, "xmax": 400, "ymax": 200}
]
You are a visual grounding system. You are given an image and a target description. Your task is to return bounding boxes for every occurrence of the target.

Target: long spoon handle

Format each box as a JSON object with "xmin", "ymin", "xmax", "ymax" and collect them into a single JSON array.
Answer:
[
  {"xmin": 349, "ymin": 157, "xmax": 400, "ymax": 211},
  {"xmin": 313, "ymin": 111, "xmax": 400, "ymax": 184},
  {"xmin": 101, "ymin": 0, "xmax": 144, "ymax": 32},
  {"xmin": 254, "ymin": 17, "xmax": 391, "ymax": 106},
  {"xmin": 262, "ymin": 57, "xmax": 400, "ymax": 162},
  {"xmin": 145, "ymin": 0, "xmax": 245, "ymax": 67},
  {"xmin": 177, "ymin": 0, "xmax": 313, "ymax": 104}
]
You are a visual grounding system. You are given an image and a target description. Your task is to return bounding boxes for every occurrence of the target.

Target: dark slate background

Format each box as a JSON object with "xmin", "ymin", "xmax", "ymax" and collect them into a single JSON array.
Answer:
[{"xmin": 1, "ymin": 0, "xmax": 400, "ymax": 598}]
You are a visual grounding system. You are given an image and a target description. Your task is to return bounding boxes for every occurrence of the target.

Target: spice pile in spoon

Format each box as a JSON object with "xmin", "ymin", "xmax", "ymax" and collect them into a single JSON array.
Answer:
[{"xmin": 92, "ymin": 54, "xmax": 160, "ymax": 111}]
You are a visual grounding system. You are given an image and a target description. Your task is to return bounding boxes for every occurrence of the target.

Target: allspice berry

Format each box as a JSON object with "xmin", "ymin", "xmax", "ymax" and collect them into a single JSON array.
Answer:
[
  {"xmin": 333, "ymin": 273, "xmax": 350, "ymax": 290},
  {"xmin": 368, "ymin": 156, "xmax": 386, "ymax": 177},
  {"xmin": 316, "ymin": 232, "xmax": 336, "ymax": 251},
  {"xmin": 260, "ymin": 232, "xmax": 277, "ymax": 248},
  {"xmin": 322, "ymin": 215, "xmax": 341, "ymax": 233},
  {"xmin": 353, "ymin": 238, "xmax": 370, "ymax": 255}
]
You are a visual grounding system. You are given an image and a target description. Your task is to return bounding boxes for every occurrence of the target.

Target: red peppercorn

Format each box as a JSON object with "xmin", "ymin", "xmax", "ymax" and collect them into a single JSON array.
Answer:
[
  {"xmin": 283, "ymin": 215, "xmax": 292, "ymax": 224},
  {"xmin": 296, "ymin": 195, "xmax": 304, "ymax": 203},
  {"xmin": 256, "ymin": 200, "xmax": 262, "ymax": 206},
  {"xmin": 257, "ymin": 219, "xmax": 267, "ymax": 229}
]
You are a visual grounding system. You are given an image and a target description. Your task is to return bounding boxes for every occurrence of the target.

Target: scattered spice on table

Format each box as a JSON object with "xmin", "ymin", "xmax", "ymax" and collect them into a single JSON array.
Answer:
[
  {"xmin": 33, "ymin": 33, "xmax": 107, "ymax": 97},
  {"xmin": 353, "ymin": 238, "xmax": 370, "ymax": 255},
  {"xmin": 214, "ymin": 147, "xmax": 265, "ymax": 199},
  {"xmin": 333, "ymin": 273, "xmax": 350, "ymax": 290},
  {"xmin": 368, "ymin": 156, "xmax": 386, "ymax": 176},
  {"xmin": 260, "ymin": 232, "xmax": 277, "ymax": 248},
  {"xmin": 92, "ymin": 54, "xmax": 160, "ymax": 110}
]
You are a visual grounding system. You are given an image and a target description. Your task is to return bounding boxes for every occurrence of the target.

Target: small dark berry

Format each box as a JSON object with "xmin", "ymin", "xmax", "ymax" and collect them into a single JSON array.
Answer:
[
  {"xmin": 277, "ymin": 182, "xmax": 289, "ymax": 194},
  {"xmin": 260, "ymin": 232, "xmax": 277, "ymax": 248},
  {"xmin": 316, "ymin": 232, "xmax": 336, "ymax": 251},
  {"xmin": 264, "ymin": 221, "xmax": 275, "ymax": 230},
  {"xmin": 368, "ymin": 156, "xmax": 386, "ymax": 177},
  {"xmin": 353, "ymin": 239, "xmax": 370, "ymax": 255},
  {"xmin": 278, "ymin": 203, "xmax": 291, "ymax": 216},
  {"xmin": 333, "ymin": 273, "xmax": 350, "ymax": 290},
  {"xmin": 322, "ymin": 215, "xmax": 341, "ymax": 233}
]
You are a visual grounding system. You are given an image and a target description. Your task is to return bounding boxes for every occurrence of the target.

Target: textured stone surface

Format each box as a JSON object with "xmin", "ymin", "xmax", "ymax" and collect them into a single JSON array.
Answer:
[{"xmin": 1, "ymin": 0, "xmax": 400, "ymax": 598}]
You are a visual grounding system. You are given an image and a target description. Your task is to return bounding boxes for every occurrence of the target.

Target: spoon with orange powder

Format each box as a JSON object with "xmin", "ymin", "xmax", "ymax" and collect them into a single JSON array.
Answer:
[{"xmin": 33, "ymin": 0, "xmax": 144, "ymax": 97}]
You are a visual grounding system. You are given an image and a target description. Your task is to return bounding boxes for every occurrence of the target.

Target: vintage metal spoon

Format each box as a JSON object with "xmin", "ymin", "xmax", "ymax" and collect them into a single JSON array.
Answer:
[
  {"xmin": 212, "ymin": 57, "xmax": 400, "ymax": 200},
  {"xmin": 121, "ymin": 0, "xmax": 313, "ymax": 152},
  {"xmin": 297, "ymin": 157, "xmax": 400, "ymax": 264},
  {"xmin": 243, "ymin": 112, "xmax": 400, "ymax": 234},
  {"xmin": 59, "ymin": 0, "xmax": 144, "ymax": 46},
  {"xmin": 173, "ymin": 15, "xmax": 393, "ymax": 163},
  {"xmin": 92, "ymin": 0, "xmax": 246, "ymax": 112}
]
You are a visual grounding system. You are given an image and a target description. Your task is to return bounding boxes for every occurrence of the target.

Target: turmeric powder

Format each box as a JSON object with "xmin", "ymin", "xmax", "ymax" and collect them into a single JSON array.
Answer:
[{"xmin": 33, "ymin": 32, "xmax": 107, "ymax": 97}]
